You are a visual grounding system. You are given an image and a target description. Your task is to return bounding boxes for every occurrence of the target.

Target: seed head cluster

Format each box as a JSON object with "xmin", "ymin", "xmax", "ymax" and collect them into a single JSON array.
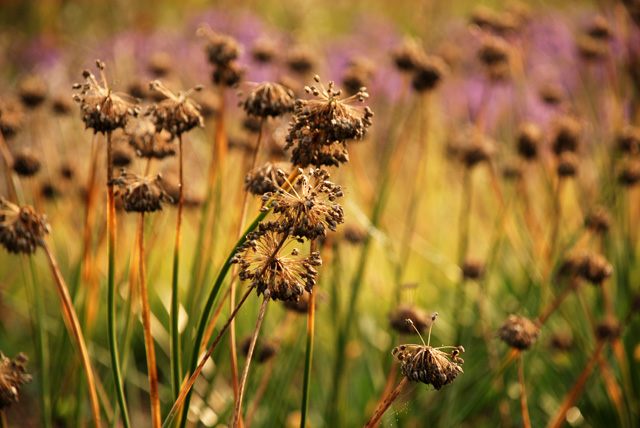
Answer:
[
  {"xmin": 110, "ymin": 169, "xmax": 173, "ymax": 213},
  {"xmin": 127, "ymin": 118, "xmax": 176, "ymax": 159},
  {"xmin": 147, "ymin": 80, "xmax": 204, "ymax": 138},
  {"xmin": 245, "ymin": 162, "xmax": 289, "ymax": 196},
  {"xmin": 0, "ymin": 198, "xmax": 50, "ymax": 254},
  {"xmin": 0, "ymin": 352, "xmax": 32, "ymax": 410},
  {"xmin": 497, "ymin": 315, "xmax": 540, "ymax": 350},
  {"xmin": 240, "ymin": 82, "xmax": 295, "ymax": 118}
]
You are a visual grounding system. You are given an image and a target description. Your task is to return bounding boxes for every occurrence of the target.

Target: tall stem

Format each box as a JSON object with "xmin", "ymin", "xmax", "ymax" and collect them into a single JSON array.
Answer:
[
  {"xmin": 42, "ymin": 241, "xmax": 102, "ymax": 428},
  {"xmin": 138, "ymin": 213, "xmax": 161, "ymax": 428},
  {"xmin": 363, "ymin": 377, "xmax": 409, "ymax": 428},
  {"xmin": 231, "ymin": 294, "xmax": 271, "ymax": 428},
  {"xmin": 300, "ymin": 239, "xmax": 318, "ymax": 428},
  {"xmin": 518, "ymin": 354, "xmax": 531, "ymax": 428},
  {"xmin": 82, "ymin": 134, "xmax": 100, "ymax": 327},
  {"xmin": 170, "ymin": 134, "xmax": 185, "ymax": 400},
  {"xmin": 105, "ymin": 131, "xmax": 131, "ymax": 428}
]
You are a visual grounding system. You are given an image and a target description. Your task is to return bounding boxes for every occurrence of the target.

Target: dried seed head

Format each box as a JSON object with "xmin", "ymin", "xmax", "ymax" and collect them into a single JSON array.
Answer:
[
  {"xmin": 556, "ymin": 152, "xmax": 579, "ymax": 177},
  {"xmin": 585, "ymin": 206, "xmax": 612, "ymax": 234},
  {"xmin": 51, "ymin": 94, "xmax": 73, "ymax": 115},
  {"xmin": 553, "ymin": 115, "xmax": 582, "ymax": 154},
  {"xmin": 595, "ymin": 317, "xmax": 622, "ymax": 341},
  {"xmin": 0, "ymin": 198, "xmax": 50, "ymax": 254},
  {"xmin": 285, "ymin": 77, "xmax": 373, "ymax": 167},
  {"xmin": 498, "ymin": 315, "xmax": 540, "ymax": 350},
  {"xmin": 615, "ymin": 125, "xmax": 640, "ymax": 155},
  {"xmin": 516, "ymin": 121, "xmax": 542, "ymax": 160},
  {"xmin": 126, "ymin": 118, "xmax": 176, "ymax": 159},
  {"xmin": 549, "ymin": 332, "xmax": 573, "ymax": 351},
  {"xmin": 283, "ymin": 291, "xmax": 314, "ymax": 313},
  {"xmin": 390, "ymin": 38, "xmax": 425, "ymax": 72},
  {"xmin": 41, "ymin": 181, "xmax": 59, "ymax": 200},
  {"xmin": 110, "ymin": 169, "xmax": 173, "ymax": 213},
  {"xmin": 343, "ymin": 224, "xmax": 367, "ymax": 245},
  {"xmin": 17, "ymin": 75, "xmax": 47, "ymax": 108},
  {"xmin": 411, "ymin": 55, "xmax": 449, "ymax": 92},
  {"xmin": 269, "ymin": 168, "xmax": 345, "ymax": 240},
  {"xmin": 0, "ymin": 352, "xmax": 32, "ymax": 410},
  {"xmin": 73, "ymin": 61, "xmax": 140, "ymax": 134},
  {"xmin": 245, "ymin": 162, "xmax": 290, "ymax": 196},
  {"xmin": 538, "ymin": 82, "xmax": 565, "ymax": 106},
  {"xmin": 0, "ymin": 98, "xmax": 25, "ymax": 139},
  {"xmin": 389, "ymin": 305, "xmax": 430, "ymax": 334},
  {"xmin": 342, "ymin": 58, "xmax": 375, "ymax": 96},
  {"xmin": 240, "ymin": 82, "xmax": 295, "ymax": 118},
  {"xmin": 461, "ymin": 258, "xmax": 485, "ymax": 280},
  {"xmin": 231, "ymin": 226, "xmax": 322, "ymax": 302},
  {"xmin": 577, "ymin": 252, "xmax": 613, "ymax": 285},
  {"xmin": 251, "ymin": 38, "xmax": 278, "ymax": 63},
  {"xmin": 286, "ymin": 46, "xmax": 315, "ymax": 74},
  {"xmin": 576, "ymin": 35, "xmax": 608, "ymax": 61},
  {"xmin": 199, "ymin": 28, "xmax": 242, "ymax": 66},
  {"xmin": 147, "ymin": 80, "xmax": 204, "ymax": 137},
  {"xmin": 459, "ymin": 132, "xmax": 496, "ymax": 168},
  {"xmin": 618, "ymin": 160, "xmax": 640, "ymax": 186},
  {"xmin": 12, "ymin": 147, "xmax": 41, "ymax": 176},
  {"xmin": 147, "ymin": 51, "xmax": 172, "ymax": 77},
  {"xmin": 478, "ymin": 36, "xmax": 511, "ymax": 81},
  {"xmin": 587, "ymin": 14, "xmax": 612, "ymax": 40},
  {"xmin": 212, "ymin": 61, "xmax": 245, "ymax": 87},
  {"xmin": 240, "ymin": 337, "xmax": 277, "ymax": 364}
]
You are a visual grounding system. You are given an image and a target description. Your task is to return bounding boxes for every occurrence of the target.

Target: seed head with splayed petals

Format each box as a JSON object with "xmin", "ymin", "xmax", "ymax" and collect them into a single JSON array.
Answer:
[
  {"xmin": 0, "ymin": 198, "xmax": 50, "ymax": 254},
  {"xmin": 147, "ymin": 80, "xmax": 204, "ymax": 138},
  {"xmin": 0, "ymin": 352, "xmax": 32, "ymax": 410},
  {"xmin": 110, "ymin": 169, "xmax": 173, "ymax": 213},
  {"xmin": 240, "ymin": 82, "xmax": 295, "ymax": 118}
]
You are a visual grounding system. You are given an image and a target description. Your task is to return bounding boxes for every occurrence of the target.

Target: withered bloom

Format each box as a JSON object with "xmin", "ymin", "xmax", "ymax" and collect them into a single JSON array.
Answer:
[
  {"xmin": 212, "ymin": 62, "xmax": 246, "ymax": 87},
  {"xmin": 595, "ymin": 317, "xmax": 622, "ymax": 341},
  {"xmin": 478, "ymin": 36, "xmax": 511, "ymax": 81},
  {"xmin": 127, "ymin": 118, "xmax": 176, "ymax": 159},
  {"xmin": 231, "ymin": 224, "xmax": 322, "ymax": 302},
  {"xmin": 552, "ymin": 115, "xmax": 582, "ymax": 153},
  {"xmin": 0, "ymin": 98, "xmax": 25, "ymax": 139},
  {"xmin": 342, "ymin": 58, "xmax": 375, "ymax": 96},
  {"xmin": 576, "ymin": 253, "xmax": 612, "ymax": 285},
  {"xmin": 200, "ymin": 28, "xmax": 242, "ymax": 66},
  {"xmin": 516, "ymin": 121, "xmax": 542, "ymax": 161},
  {"xmin": 557, "ymin": 152, "xmax": 579, "ymax": 177},
  {"xmin": 411, "ymin": 55, "xmax": 448, "ymax": 92},
  {"xmin": 251, "ymin": 38, "xmax": 278, "ymax": 63},
  {"xmin": 392, "ymin": 315, "xmax": 465, "ymax": 390},
  {"xmin": 286, "ymin": 46, "xmax": 315, "ymax": 74},
  {"xmin": 147, "ymin": 80, "xmax": 204, "ymax": 138},
  {"xmin": 618, "ymin": 161, "xmax": 640, "ymax": 186},
  {"xmin": 0, "ymin": 198, "xmax": 50, "ymax": 254},
  {"xmin": 389, "ymin": 305, "xmax": 430, "ymax": 334},
  {"xmin": 538, "ymin": 82, "xmax": 565, "ymax": 106},
  {"xmin": 240, "ymin": 337, "xmax": 277, "ymax": 364},
  {"xmin": 72, "ymin": 60, "xmax": 140, "ymax": 134},
  {"xmin": 265, "ymin": 168, "xmax": 344, "ymax": 240},
  {"xmin": 240, "ymin": 82, "xmax": 295, "ymax": 118},
  {"xmin": 390, "ymin": 38, "xmax": 425, "ymax": 72},
  {"xmin": 461, "ymin": 259, "xmax": 485, "ymax": 280},
  {"xmin": 51, "ymin": 94, "xmax": 73, "ymax": 115},
  {"xmin": 12, "ymin": 147, "xmax": 41, "ymax": 176},
  {"xmin": 245, "ymin": 162, "xmax": 290, "ymax": 196},
  {"xmin": 585, "ymin": 207, "xmax": 611, "ymax": 234},
  {"xmin": 110, "ymin": 169, "xmax": 173, "ymax": 213},
  {"xmin": 285, "ymin": 76, "xmax": 373, "ymax": 167},
  {"xmin": 0, "ymin": 352, "xmax": 32, "ymax": 410},
  {"xmin": 587, "ymin": 14, "xmax": 612, "ymax": 40},
  {"xmin": 17, "ymin": 75, "xmax": 47, "ymax": 108},
  {"xmin": 615, "ymin": 125, "xmax": 640, "ymax": 155},
  {"xmin": 498, "ymin": 315, "xmax": 540, "ymax": 350}
]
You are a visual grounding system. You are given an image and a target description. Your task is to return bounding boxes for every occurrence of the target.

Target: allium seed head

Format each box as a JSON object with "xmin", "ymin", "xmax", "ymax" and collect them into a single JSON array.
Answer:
[
  {"xmin": 0, "ymin": 198, "xmax": 50, "ymax": 254},
  {"xmin": 110, "ymin": 169, "xmax": 173, "ymax": 213},
  {"xmin": 147, "ymin": 80, "xmax": 204, "ymax": 137},
  {"xmin": 498, "ymin": 315, "xmax": 540, "ymax": 350},
  {"xmin": 0, "ymin": 352, "xmax": 32, "ymax": 410}
]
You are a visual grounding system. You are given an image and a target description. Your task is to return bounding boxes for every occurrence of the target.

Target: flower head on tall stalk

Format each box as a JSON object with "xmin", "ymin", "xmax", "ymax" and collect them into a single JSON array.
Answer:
[
  {"xmin": 285, "ymin": 75, "xmax": 373, "ymax": 167},
  {"xmin": 239, "ymin": 82, "xmax": 295, "ymax": 118},
  {"xmin": 147, "ymin": 80, "xmax": 204, "ymax": 138},
  {"xmin": 127, "ymin": 117, "xmax": 176, "ymax": 159},
  {"xmin": 110, "ymin": 169, "xmax": 173, "ymax": 212},
  {"xmin": 265, "ymin": 168, "xmax": 344, "ymax": 240},
  {"xmin": 498, "ymin": 315, "xmax": 541, "ymax": 350},
  {"xmin": 231, "ymin": 224, "xmax": 322, "ymax": 302},
  {"xmin": 0, "ymin": 197, "xmax": 49, "ymax": 254},
  {"xmin": 0, "ymin": 352, "xmax": 32, "ymax": 410},
  {"xmin": 72, "ymin": 59, "xmax": 140, "ymax": 134}
]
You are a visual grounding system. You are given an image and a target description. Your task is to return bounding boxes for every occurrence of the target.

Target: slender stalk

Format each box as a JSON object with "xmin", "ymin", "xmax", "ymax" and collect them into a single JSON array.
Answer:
[
  {"xmin": 300, "ymin": 239, "xmax": 318, "ymax": 428},
  {"xmin": 82, "ymin": 134, "xmax": 100, "ymax": 327},
  {"xmin": 27, "ymin": 257, "xmax": 52, "ymax": 428},
  {"xmin": 232, "ymin": 294, "xmax": 271, "ymax": 428},
  {"xmin": 0, "ymin": 410, "xmax": 6, "ymax": 428},
  {"xmin": 170, "ymin": 134, "xmax": 185, "ymax": 400},
  {"xmin": 546, "ymin": 341, "xmax": 604, "ymax": 428},
  {"xmin": 363, "ymin": 377, "xmax": 409, "ymax": 428},
  {"xmin": 41, "ymin": 241, "xmax": 102, "ymax": 428},
  {"xmin": 138, "ymin": 214, "xmax": 161, "ymax": 428},
  {"xmin": 105, "ymin": 130, "xmax": 131, "ymax": 428},
  {"xmin": 518, "ymin": 354, "xmax": 531, "ymax": 428},
  {"xmin": 0, "ymin": 129, "xmax": 22, "ymax": 203}
]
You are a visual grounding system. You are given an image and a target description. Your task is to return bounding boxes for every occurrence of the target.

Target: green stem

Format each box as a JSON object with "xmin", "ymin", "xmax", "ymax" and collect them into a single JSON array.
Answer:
[
  {"xmin": 170, "ymin": 135, "xmax": 185, "ymax": 400},
  {"xmin": 106, "ymin": 131, "xmax": 131, "ymax": 428},
  {"xmin": 300, "ymin": 239, "xmax": 318, "ymax": 428}
]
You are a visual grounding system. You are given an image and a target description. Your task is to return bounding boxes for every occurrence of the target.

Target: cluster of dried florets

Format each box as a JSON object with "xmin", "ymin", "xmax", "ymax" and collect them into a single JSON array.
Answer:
[
  {"xmin": 0, "ymin": 352, "xmax": 32, "ymax": 410},
  {"xmin": 110, "ymin": 169, "xmax": 173, "ymax": 213},
  {"xmin": 245, "ymin": 162, "xmax": 290, "ymax": 196},
  {"xmin": 285, "ymin": 76, "xmax": 373, "ymax": 167},
  {"xmin": 200, "ymin": 27, "xmax": 245, "ymax": 87},
  {"xmin": 240, "ymin": 82, "xmax": 295, "ymax": 118},
  {"xmin": 72, "ymin": 60, "xmax": 140, "ymax": 134},
  {"xmin": 0, "ymin": 198, "xmax": 50, "ymax": 254},
  {"xmin": 264, "ymin": 168, "xmax": 344, "ymax": 240},
  {"xmin": 126, "ymin": 117, "xmax": 176, "ymax": 159},
  {"xmin": 231, "ymin": 225, "xmax": 322, "ymax": 302},
  {"xmin": 497, "ymin": 315, "xmax": 540, "ymax": 350},
  {"xmin": 147, "ymin": 80, "xmax": 204, "ymax": 138}
]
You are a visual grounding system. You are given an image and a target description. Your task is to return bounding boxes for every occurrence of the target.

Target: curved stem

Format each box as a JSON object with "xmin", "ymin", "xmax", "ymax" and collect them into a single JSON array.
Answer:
[
  {"xmin": 42, "ymin": 241, "xmax": 102, "ymax": 428},
  {"xmin": 363, "ymin": 377, "xmax": 409, "ymax": 428},
  {"xmin": 138, "ymin": 213, "xmax": 161, "ymax": 428},
  {"xmin": 170, "ymin": 134, "xmax": 185, "ymax": 400},
  {"xmin": 231, "ymin": 294, "xmax": 271, "ymax": 428},
  {"xmin": 106, "ymin": 131, "xmax": 131, "ymax": 428}
]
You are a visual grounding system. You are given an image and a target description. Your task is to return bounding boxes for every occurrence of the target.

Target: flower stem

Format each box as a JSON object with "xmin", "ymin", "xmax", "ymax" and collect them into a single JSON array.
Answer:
[
  {"xmin": 138, "ymin": 213, "xmax": 161, "ymax": 428},
  {"xmin": 105, "ymin": 131, "xmax": 130, "ymax": 428},
  {"xmin": 232, "ymin": 294, "xmax": 271, "ymax": 428},
  {"xmin": 170, "ymin": 134, "xmax": 185, "ymax": 400},
  {"xmin": 300, "ymin": 239, "xmax": 318, "ymax": 428},
  {"xmin": 363, "ymin": 377, "xmax": 409, "ymax": 428},
  {"xmin": 518, "ymin": 354, "xmax": 531, "ymax": 428},
  {"xmin": 42, "ymin": 241, "xmax": 102, "ymax": 428}
]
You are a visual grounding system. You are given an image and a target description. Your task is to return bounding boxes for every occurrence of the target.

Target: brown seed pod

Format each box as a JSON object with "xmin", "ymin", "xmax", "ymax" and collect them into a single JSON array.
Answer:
[
  {"xmin": 240, "ymin": 82, "xmax": 295, "ymax": 118},
  {"xmin": 411, "ymin": 55, "xmax": 448, "ymax": 92},
  {"xmin": 618, "ymin": 161, "xmax": 640, "ymax": 186},
  {"xmin": 576, "ymin": 253, "xmax": 613, "ymax": 285},
  {"xmin": 110, "ymin": 169, "xmax": 173, "ymax": 213},
  {"xmin": 497, "ymin": 315, "xmax": 540, "ymax": 350},
  {"xmin": 0, "ymin": 98, "xmax": 26, "ymax": 139},
  {"xmin": 390, "ymin": 38, "xmax": 425, "ymax": 72},
  {"xmin": 585, "ymin": 206, "xmax": 612, "ymax": 234},
  {"xmin": 212, "ymin": 62, "xmax": 245, "ymax": 87},
  {"xmin": 251, "ymin": 38, "xmax": 278, "ymax": 63},
  {"xmin": 0, "ymin": 198, "xmax": 50, "ymax": 254},
  {"xmin": 557, "ymin": 152, "xmax": 579, "ymax": 177},
  {"xmin": 478, "ymin": 36, "xmax": 511, "ymax": 81},
  {"xmin": 615, "ymin": 125, "xmax": 640, "ymax": 155},
  {"xmin": 12, "ymin": 147, "xmax": 41, "ymax": 176},
  {"xmin": 147, "ymin": 80, "xmax": 204, "ymax": 138},
  {"xmin": 17, "ymin": 75, "xmax": 47, "ymax": 108},
  {"xmin": 516, "ymin": 121, "xmax": 542, "ymax": 160},
  {"xmin": 342, "ymin": 57, "xmax": 375, "ymax": 96},
  {"xmin": 538, "ymin": 82, "xmax": 565, "ymax": 106},
  {"xmin": 245, "ymin": 162, "xmax": 290, "ymax": 196},
  {"xmin": 595, "ymin": 317, "xmax": 622, "ymax": 341},
  {"xmin": 286, "ymin": 46, "xmax": 315, "ymax": 74},
  {"xmin": 0, "ymin": 352, "xmax": 33, "ymax": 410},
  {"xmin": 461, "ymin": 258, "xmax": 485, "ymax": 280},
  {"xmin": 199, "ymin": 28, "xmax": 242, "ymax": 66}
]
